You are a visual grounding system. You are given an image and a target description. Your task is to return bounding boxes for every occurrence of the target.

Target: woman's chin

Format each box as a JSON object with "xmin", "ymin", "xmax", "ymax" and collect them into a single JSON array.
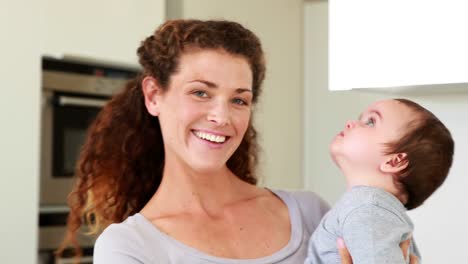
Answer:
[{"xmin": 189, "ymin": 160, "xmax": 228, "ymax": 174}]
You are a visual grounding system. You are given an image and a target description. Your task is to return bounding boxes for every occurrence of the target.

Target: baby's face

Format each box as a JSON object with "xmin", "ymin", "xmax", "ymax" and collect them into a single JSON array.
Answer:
[{"xmin": 330, "ymin": 99, "xmax": 415, "ymax": 173}]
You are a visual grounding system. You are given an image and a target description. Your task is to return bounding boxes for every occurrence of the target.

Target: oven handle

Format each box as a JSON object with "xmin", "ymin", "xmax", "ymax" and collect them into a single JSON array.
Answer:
[{"xmin": 57, "ymin": 95, "xmax": 107, "ymax": 108}]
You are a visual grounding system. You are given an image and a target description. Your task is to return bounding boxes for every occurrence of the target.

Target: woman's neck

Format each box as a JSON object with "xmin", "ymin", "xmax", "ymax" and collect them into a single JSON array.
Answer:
[{"xmin": 141, "ymin": 159, "xmax": 258, "ymax": 218}]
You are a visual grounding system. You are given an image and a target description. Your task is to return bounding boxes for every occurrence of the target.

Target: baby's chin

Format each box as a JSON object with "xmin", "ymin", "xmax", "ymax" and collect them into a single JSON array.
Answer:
[
  {"xmin": 329, "ymin": 151, "xmax": 343, "ymax": 169},
  {"xmin": 329, "ymin": 143, "xmax": 341, "ymax": 162}
]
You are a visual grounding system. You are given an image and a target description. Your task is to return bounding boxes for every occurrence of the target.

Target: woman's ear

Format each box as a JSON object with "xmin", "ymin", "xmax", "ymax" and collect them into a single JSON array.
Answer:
[
  {"xmin": 142, "ymin": 76, "xmax": 163, "ymax": 116},
  {"xmin": 380, "ymin": 153, "xmax": 409, "ymax": 174}
]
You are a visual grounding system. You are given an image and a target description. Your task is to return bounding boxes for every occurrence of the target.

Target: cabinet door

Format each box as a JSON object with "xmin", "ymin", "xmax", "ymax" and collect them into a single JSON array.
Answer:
[
  {"xmin": 329, "ymin": 0, "xmax": 468, "ymax": 92},
  {"xmin": 43, "ymin": 0, "xmax": 165, "ymax": 66}
]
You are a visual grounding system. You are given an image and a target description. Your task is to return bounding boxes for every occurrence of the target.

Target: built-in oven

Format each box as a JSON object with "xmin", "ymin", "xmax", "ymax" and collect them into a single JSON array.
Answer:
[
  {"xmin": 40, "ymin": 56, "xmax": 139, "ymax": 206},
  {"xmin": 38, "ymin": 56, "xmax": 139, "ymax": 263},
  {"xmin": 38, "ymin": 207, "xmax": 95, "ymax": 264}
]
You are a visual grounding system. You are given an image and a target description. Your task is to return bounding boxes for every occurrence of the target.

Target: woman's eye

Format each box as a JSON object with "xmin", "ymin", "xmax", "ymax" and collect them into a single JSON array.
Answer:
[
  {"xmin": 232, "ymin": 98, "xmax": 248, "ymax": 106},
  {"xmin": 365, "ymin": 117, "xmax": 375, "ymax": 127},
  {"xmin": 193, "ymin": 90, "xmax": 208, "ymax": 98}
]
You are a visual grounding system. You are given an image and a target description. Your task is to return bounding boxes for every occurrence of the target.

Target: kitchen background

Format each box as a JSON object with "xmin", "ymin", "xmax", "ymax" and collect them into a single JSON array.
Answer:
[{"xmin": 1, "ymin": 0, "xmax": 466, "ymax": 263}]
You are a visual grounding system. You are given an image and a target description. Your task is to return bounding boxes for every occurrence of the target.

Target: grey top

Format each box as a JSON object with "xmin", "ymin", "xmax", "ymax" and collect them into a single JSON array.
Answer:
[
  {"xmin": 93, "ymin": 189, "xmax": 330, "ymax": 264},
  {"xmin": 306, "ymin": 186, "xmax": 421, "ymax": 264}
]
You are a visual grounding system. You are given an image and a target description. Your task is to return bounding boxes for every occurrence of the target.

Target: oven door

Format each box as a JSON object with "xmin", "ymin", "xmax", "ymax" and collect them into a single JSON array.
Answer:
[
  {"xmin": 40, "ymin": 90, "xmax": 107, "ymax": 205},
  {"xmin": 55, "ymin": 256, "xmax": 93, "ymax": 264},
  {"xmin": 38, "ymin": 208, "xmax": 96, "ymax": 264}
]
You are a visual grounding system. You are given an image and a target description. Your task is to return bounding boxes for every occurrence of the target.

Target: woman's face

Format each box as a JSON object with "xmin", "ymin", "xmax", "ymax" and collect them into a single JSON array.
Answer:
[{"xmin": 144, "ymin": 49, "xmax": 253, "ymax": 173}]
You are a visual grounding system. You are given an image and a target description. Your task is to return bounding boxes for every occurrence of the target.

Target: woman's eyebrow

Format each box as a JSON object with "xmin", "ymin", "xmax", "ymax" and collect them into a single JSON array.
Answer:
[
  {"xmin": 189, "ymin": 79, "xmax": 217, "ymax": 88},
  {"xmin": 189, "ymin": 79, "xmax": 252, "ymax": 93},
  {"xmin": 235, "ymin": 88, "xmax": 252, "ymax": 94}
]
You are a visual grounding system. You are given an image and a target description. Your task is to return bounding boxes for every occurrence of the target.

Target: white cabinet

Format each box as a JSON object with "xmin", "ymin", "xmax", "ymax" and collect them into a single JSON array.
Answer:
[
  {"xmin": 329, "ymin": 0, "xmax": 468, "ymax": 93},
  {"xmin": 43, "ymin": 0, "xmax": 165, "ymax": 66}
]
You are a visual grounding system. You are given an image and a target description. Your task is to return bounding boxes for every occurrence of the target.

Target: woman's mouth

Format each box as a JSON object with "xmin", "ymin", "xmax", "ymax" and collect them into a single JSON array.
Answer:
[{"xmin": 192, "ymin": 130, "xmax": 229, "ymax": 144}]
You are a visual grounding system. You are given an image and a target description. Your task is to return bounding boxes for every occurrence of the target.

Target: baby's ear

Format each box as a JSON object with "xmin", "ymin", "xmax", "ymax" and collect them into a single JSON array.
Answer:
[
  {"xmin": 142, "ymin": 76, "xmax": 163, "ymax": 116},
  {"xmin": 380, "ymin": 153, "xmax": 409, "ymax": 174}
]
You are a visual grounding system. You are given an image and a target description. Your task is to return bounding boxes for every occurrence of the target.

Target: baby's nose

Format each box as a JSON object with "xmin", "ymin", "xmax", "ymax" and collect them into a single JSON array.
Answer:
[{"xmin": 345, "ymin": 120, "xmax": 355, "ymax": 129}]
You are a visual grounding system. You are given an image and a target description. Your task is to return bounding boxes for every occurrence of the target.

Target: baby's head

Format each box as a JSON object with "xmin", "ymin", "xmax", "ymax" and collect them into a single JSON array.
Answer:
[{"xmin": 330, "ymin": 99, "xmax": 454, "ymax": 209}]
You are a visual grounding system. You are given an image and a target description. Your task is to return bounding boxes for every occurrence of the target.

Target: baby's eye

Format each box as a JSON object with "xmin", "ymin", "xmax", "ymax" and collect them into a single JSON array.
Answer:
[
  {"xmin": 365, "ymin": 117, "xmax": 375, "ymax": 127},
  {"xmin": 193, "ymin": 90, "xmax": 208, "ymax": 98}
]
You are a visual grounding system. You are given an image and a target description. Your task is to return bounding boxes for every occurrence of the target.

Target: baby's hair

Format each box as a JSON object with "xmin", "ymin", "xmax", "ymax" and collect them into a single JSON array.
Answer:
[{"xmin": 385, "ymin": 98, "xmax": 454, "ymax": 209}]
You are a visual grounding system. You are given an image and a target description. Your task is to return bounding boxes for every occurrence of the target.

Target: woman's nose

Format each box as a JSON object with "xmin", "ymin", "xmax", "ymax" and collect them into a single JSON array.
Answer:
[{"xmin": 207, "ymin": 102, "xmax": 231, "ymax": 126}]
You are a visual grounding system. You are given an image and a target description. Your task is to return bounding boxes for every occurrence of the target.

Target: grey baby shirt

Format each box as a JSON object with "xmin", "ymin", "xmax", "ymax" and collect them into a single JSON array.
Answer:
[{"xmin": 305, "ymin": 186, "xmax": 421, "ymax": 264}]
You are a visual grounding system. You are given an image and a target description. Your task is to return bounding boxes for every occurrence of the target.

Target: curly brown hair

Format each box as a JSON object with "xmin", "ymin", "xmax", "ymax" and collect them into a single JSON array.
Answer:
[
  {"xmin": 387, "ymin": 98, "xmax": 454, "ymax": 210},
  {"xmin": 58, "ymin": 19, "xmax": 266, "ymax": 258}
]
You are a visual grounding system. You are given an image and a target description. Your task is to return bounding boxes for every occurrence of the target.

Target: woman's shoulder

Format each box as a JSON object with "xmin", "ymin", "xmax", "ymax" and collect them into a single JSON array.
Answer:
[
  {"xmin": 272, "ymin": 189, "xmax": 330, "ymax": 214},
  {"xmin": 95, "ymin": 214, "xmax": 144, "ymax": 245},
  {"xmin": 93, "ymin": 214, "xmax": 170, "ymax": 263},
  {"xmin": 272, "ymin": 189, "xmax": 330, "ymax": 234}
]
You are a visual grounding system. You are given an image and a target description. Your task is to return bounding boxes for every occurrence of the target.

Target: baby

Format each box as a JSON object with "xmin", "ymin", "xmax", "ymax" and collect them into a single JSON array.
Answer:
[{"xmin": 305, "ymin": 99, "xmax": 454, "ymax": 264}]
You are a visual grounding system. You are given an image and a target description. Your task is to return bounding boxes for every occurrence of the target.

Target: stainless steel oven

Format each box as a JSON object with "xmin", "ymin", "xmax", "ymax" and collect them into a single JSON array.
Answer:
[{"xmin": 40, "ymin": 56, "xmax": 139, "ymax": 206}]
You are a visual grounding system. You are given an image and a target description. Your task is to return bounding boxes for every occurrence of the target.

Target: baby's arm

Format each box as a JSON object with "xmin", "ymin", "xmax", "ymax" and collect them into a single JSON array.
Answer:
[
  {"xmin": 337, "ymin": 238, "xmax": 419, "ymax": 264},
  {"xmin": 341, "ymin": 204, "xmax": 413, "ymax": 264}
]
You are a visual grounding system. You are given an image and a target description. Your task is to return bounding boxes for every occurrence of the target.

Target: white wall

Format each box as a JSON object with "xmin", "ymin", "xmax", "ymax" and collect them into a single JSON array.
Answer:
[
  {"xmin": 405, "ymin": 95, "xmax": 468, "ymax": 263},
  {"xmin": 168, "ymin": 0, "xmax": 305, "ymax": 189},
  {"xmin": 0, "ymin": 1, "xmax": 43, "ymax": 263},
  {"xmin": 304, "ymin": 1, "xmax": 468, "ymax": 263}
]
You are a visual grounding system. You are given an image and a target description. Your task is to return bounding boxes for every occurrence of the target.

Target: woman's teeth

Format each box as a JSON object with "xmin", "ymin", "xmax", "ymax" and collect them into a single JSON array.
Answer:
[{"xmin": 194, "ymin": 131, "xmax": 226, "ymax": 143}]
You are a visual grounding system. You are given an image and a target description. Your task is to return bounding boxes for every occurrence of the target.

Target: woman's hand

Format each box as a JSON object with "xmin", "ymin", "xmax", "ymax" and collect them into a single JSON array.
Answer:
[
  {"xmin": 337, "ymin": 238, "xmax": 419, "ymax": 264},
  {"xmin": 337, "ymin": 238, "xmax": 352, "ymax": 264},
  {"xmin": 399, "ymin": 239, "xmax": 419, "ymax": 264}
]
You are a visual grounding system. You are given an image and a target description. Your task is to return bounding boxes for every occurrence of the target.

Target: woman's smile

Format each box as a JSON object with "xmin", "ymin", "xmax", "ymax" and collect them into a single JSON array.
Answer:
[
  {"xmin": 191, "ymin": 129, "xmax": 231, "ymax": 149},
  {"xmin": 192, "ymin": 130, "xmax": 229, "ymax": 143}
]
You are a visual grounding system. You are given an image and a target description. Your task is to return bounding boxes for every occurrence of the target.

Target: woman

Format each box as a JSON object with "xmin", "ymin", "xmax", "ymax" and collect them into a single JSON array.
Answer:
[{"xmin": 59, "ymin": 19, "xmax": 414, "ymax": 263}]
